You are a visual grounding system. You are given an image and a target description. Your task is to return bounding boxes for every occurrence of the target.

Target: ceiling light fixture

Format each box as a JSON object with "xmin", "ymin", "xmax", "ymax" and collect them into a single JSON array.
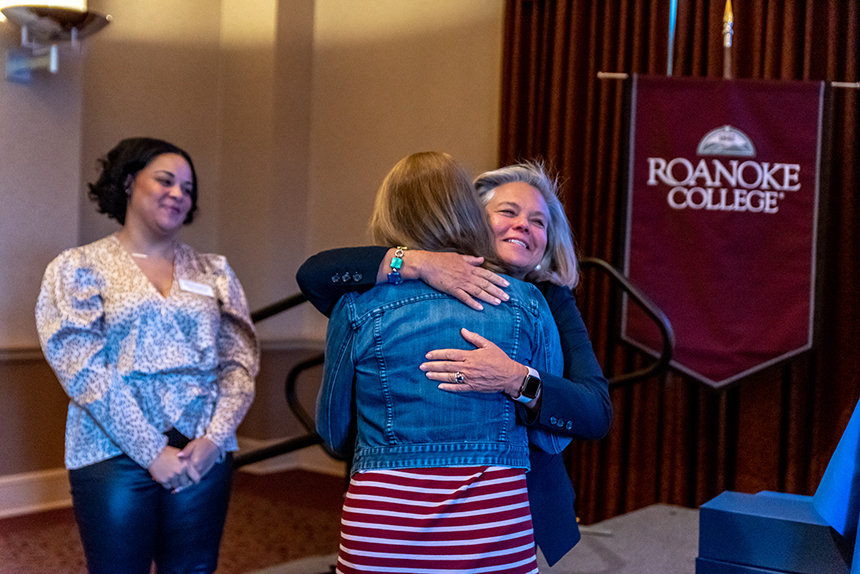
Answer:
[{"xmin": 1, "ymin": 2, "xmax": 110, "ymax": 83}]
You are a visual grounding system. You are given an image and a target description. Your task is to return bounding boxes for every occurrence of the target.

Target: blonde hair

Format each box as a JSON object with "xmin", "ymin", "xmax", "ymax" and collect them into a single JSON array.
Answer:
[
  {"xmin": 475, "ymin": 160, "xmax": 580, "ymax": 288},
  {"xmin": 371, "ymin": 152, "xmax": 501, "ymax": 268}
]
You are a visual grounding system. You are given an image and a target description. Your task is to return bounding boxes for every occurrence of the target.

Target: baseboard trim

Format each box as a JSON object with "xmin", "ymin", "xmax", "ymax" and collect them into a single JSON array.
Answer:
[
  {"xmin": 0, "ymin": 467, "xmax": 72, "ymax": 519},
  {"xmin": 0, "ymin": 436, "xmax": 346, "ymax": 519},
  {"xmin": 0, "ymin": 347, "xmax": 45, "ymax": 362}
]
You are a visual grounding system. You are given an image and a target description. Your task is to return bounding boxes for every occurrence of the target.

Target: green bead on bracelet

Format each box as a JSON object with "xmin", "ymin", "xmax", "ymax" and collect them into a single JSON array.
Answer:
[{"xmin": 387, "ymin": 246, "xmax": 407, "ymax": 285}]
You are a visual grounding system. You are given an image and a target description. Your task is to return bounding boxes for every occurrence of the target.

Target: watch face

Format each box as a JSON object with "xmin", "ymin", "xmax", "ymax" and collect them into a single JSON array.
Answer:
[{"xmin": 522, "ymin": 375, "xmax": 541, "ymax": 399}]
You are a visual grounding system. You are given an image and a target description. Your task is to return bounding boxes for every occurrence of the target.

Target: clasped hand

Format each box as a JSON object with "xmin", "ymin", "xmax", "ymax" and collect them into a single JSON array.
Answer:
[{"xmin": 148, "ymin": 437, "xmax": 220, "ymax": 492}]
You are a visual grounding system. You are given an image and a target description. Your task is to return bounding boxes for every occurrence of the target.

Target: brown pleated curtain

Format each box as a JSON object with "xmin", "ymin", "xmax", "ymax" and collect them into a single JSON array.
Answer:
[{"xmin": 499, "ymin": 0, "xmax": 859, "ymax": 524}]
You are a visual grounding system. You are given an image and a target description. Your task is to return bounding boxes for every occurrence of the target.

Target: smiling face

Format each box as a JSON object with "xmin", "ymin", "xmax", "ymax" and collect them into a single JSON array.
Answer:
[
  {"xmin": 125, "ymin": 153, "xmax": 193, "ymax": 238},
  {"xmin": 486, "ymin": 181, "xmax": 549, "ymax": 280}
]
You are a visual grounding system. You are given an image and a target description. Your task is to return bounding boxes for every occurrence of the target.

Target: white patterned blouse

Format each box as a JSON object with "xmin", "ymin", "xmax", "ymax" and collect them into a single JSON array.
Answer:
[{"xmin": 36, "ymin": 234, "xmax": 259, "ymax": 470}]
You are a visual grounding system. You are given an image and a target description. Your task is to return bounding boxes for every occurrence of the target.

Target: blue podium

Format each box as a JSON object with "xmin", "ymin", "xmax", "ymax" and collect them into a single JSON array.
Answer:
[{"xmin": 697, "ymin": 399, "xmax": 860, "ymax": 573}]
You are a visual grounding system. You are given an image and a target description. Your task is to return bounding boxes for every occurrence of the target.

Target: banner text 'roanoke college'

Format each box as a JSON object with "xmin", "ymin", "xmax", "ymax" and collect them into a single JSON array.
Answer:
[{"xmin": 646, "ymin": 157, "xmax": 801, "ymax": 214}]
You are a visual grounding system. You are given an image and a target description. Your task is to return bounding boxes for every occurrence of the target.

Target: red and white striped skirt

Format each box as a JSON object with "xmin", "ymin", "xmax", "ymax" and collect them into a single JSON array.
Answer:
[{"xmin": 336, "ymin": 465, "xmax": 538, "ymax": 574}]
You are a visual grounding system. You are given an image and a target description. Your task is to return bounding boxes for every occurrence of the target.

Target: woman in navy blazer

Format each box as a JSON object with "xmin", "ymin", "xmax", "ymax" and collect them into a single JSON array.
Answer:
[{"xmin": 297, "ymin": 161, "xmax": 611, "ymax": 566}]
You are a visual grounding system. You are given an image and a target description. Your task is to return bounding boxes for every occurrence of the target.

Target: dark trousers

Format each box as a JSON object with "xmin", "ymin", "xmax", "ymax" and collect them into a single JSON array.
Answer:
[{"xmin": 68, "ymin": 444, "xmax": 232, "ymax": 574}]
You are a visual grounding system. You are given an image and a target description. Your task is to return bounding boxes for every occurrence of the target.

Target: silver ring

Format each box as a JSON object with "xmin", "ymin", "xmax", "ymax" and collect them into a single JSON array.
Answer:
[{"xmin": 454, "ymin": 371, "xmax": 466, "ymax": 384}]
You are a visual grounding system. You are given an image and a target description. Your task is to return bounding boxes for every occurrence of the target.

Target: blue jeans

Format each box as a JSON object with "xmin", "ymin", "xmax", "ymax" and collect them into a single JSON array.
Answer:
[{"xmin": 68, "ymin": 447, "xmax": 232, "ymax": 574}]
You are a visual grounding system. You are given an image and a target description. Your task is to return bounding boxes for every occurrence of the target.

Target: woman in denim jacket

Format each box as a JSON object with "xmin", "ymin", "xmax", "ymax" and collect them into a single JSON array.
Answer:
[
  {"xmin": 316, "ymin": 152, "xmax": 565, "ymax": 573},
  {"xmin": 299, "ymin": 161, "xmax": 611, "ymax": 566}
]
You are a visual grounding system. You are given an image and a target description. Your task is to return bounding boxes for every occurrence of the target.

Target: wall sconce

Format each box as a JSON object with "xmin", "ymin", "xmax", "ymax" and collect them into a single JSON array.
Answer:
[{"xmin": 0, "ymin": 2, "xmax": 110, "ymax": 83}]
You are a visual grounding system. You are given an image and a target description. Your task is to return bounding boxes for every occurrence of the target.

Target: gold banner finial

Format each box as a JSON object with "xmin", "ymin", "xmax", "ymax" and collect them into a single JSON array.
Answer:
[{"xmin": 722, "ymin": 0, "xmax": 734, "ymax": 48}]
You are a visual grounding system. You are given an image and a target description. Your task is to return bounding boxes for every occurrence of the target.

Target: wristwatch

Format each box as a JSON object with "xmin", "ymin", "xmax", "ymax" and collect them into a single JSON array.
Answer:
[{"xmin": 514, "ymin": 366, "xmax": 542, "ymax": 404}]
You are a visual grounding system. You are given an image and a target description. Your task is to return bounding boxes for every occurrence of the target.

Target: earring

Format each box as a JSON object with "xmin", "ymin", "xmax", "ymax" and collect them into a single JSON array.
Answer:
[{"xmin": 535, "ymin": 264, "xmax": 542, "ymax": 271}]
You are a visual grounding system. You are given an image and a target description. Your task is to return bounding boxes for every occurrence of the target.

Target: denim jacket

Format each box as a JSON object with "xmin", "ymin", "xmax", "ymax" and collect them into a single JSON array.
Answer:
[{"xmin": 316, "ymin": 276, "xmax": 565, "ymax": 473}]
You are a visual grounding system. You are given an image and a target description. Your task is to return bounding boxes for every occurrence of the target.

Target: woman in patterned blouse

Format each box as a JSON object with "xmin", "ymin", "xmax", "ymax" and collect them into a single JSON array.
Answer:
[{"xmin": 35, "ymin": 137, "xmax": 259, "ymax": 574}]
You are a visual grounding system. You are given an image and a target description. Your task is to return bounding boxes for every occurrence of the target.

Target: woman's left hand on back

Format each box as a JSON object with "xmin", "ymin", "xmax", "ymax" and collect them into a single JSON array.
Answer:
[{"xmin": 421, "ymin": 328, "xmax": 527, "ymax": 396}]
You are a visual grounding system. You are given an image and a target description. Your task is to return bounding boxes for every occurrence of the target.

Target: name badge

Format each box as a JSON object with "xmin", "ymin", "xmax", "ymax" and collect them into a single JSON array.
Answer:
[{"xmin": 179, "ymin": 279, "xmax": 215, "ymax": 298}]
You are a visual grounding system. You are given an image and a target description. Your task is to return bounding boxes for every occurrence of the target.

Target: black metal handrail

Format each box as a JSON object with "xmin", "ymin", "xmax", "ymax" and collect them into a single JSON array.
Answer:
[
  {"xmin": 284, "ymin": 352, "xmax": 344, "ymax": 461},
  {"xmin": 250, "ymin": 293, "xmax": 307, "ymax": 323},
  {"xmin": 285, "ymin": 354, "xmax": 324, "ymax": 433},
  {"xmin": 579, "ymin": 257, "xmax": 674, "ymax": 387},
  {"xmin": 233, "ymin": 292, "xmax": 320, "ymax": 469},
  {"xmin": 231, "ymin": 433, "xmax": 323, "ymax": 468}
]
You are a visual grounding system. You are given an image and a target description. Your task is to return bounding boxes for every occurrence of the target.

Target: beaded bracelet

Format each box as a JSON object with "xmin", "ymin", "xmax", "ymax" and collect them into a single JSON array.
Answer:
[{"xmin": 387, "ymin": 246, "xmax": 408, "ymax": 284}]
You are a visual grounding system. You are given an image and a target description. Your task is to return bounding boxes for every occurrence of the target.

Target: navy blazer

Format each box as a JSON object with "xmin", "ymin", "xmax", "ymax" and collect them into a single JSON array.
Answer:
[{"xmin": 296, "ymin": 246, "xmax": 612, "ymax": 566}]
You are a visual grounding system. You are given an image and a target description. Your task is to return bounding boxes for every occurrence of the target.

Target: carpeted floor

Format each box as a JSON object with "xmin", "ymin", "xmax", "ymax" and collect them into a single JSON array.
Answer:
[
  {"xmin": 0, "ymin": 469, "xmax": 345, "ymax": 574},
  {"xmin": 1, "ymin": 470, "xmax": 702, "ymax": 574},
  {"xmin": 242, "ymin": 503, "xmax": 702, "ymax": 574}
]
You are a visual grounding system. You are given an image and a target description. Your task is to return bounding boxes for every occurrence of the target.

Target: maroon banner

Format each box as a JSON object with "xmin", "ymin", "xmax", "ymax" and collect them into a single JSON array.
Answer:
[{"xmin": 622, "ymin": 75, "xmax": 823, "ymax": 389}]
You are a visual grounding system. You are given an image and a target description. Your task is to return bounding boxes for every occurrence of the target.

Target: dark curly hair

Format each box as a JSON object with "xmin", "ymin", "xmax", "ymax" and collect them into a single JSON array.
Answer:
[{"xmin": 87, "ymin": 137, "xmax": 199, "ymax": 225}]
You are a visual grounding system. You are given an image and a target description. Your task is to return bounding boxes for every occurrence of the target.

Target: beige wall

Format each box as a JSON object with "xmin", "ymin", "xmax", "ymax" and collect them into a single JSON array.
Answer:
[
  {"xmin": 309, "ymin": 0, "xmax": 504, "ymax": 252},
  {"xmin": 304, "ymin": 0, "xmax": 504, "ymax": 337},
  {"xmin": 0, "ymin": 0, "xmax": 504, "ymax": 481},
  {"xmin": 0, "ymin": 358, "xmax": 68, "ymax": 476},
  {"xmin": 0, "ymin": 23, "xmax": 82, "ymax": 350},
  {"xmin": 217, "ymin": 0, "xmax": 316, "ymax": 341}
]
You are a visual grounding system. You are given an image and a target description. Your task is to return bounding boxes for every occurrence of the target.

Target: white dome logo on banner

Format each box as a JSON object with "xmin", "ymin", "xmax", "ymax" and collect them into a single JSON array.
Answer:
[{"xmin": 697, "ymin": 125, "xmax": 756, "ymax": 157}]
